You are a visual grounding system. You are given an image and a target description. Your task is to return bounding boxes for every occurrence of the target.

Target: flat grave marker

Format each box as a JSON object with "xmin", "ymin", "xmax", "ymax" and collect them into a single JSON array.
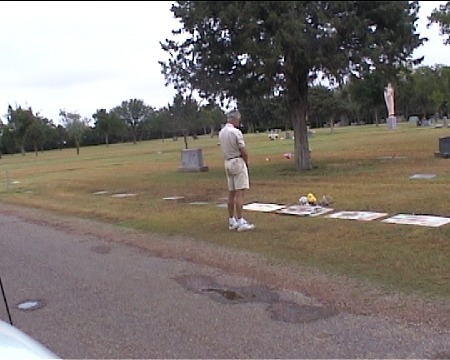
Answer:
[
  {"xmin": 277, "ymin": 204, "xmax": 334, "ymax": 217},
  {"xmin": 381, "ymin": 214, "xmax": 450, "ymax": 228},
  {"xmin": 409, "ymin": 173, "xmax": 437, "ymax": 180},
  {"xmin": 243, "ymin": 202, "xmax": 286, "ymax": 213},
  {"xmin": 326, "ymin": 211, "xmax": 388, "ymax": 221}
]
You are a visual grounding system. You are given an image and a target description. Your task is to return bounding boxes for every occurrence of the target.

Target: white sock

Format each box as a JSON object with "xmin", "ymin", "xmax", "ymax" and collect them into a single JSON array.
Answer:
[{"xmin": 229, "ymin": 217, "xmax": 236, "ymax": 224}]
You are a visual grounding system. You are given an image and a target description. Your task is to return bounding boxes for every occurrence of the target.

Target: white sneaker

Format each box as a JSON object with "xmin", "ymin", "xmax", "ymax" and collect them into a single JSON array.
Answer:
[
  {"xmin": 237, "ymin": 219, "xmax": 255, "ymax": 232},
  {"xmin": 228, "ymin": 218, "xmax": 239, "ymax": 230}
]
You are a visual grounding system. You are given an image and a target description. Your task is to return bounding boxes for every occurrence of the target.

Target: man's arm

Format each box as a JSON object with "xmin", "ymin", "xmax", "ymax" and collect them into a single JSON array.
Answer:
[{"xmin": 240, "ymin": 146, "xmax": 249, "ymax": 167}]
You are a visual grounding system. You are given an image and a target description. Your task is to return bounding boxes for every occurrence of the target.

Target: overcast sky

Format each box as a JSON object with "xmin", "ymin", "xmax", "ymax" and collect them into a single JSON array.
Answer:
[{"xmin": 0, "ymin": 1, "xmax": 448, "ymax": 124}]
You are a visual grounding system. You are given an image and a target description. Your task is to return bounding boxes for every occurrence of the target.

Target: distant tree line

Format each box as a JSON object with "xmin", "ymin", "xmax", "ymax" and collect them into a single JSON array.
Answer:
[
  {"xmin": 1, "ymin": 63, "xmax": 449, "ymax": 157},
  {"xmin": 0, "ymin": 96, "xmax": 226, "ymax": 156}
]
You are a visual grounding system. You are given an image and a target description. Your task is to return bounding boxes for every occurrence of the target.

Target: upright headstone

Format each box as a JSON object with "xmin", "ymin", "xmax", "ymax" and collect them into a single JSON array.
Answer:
[
  {"xmin": 434, "ymin": 136, "xmax": 450, "ymax": 158},
  {"xmin": 178, "ymin": 148, "xmax": 209, "ymax": 172},
  {"xmin": 387, "ymin": 117, "xmax": 397, "ymax": 129}
]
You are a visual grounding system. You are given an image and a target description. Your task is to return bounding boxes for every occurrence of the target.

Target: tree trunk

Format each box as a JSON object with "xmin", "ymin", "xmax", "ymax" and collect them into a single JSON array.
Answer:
[
  {"xmin": 132, "ymin": 128, "xmax": 137, "ymax": 144},
  {"xmin": 105, "ymin": 134, "xmax": 109, "ymax": 147},
  {"xmin": 287, "ymin": 66, "xmax": 311, "ymax": 171},
  {"xmin": 183, "ymin": 129, "xmax": 188, "ymax": 149},
  {"xmin": 292, "ymin": 105, "xmax": 311, "ymax": 171}
]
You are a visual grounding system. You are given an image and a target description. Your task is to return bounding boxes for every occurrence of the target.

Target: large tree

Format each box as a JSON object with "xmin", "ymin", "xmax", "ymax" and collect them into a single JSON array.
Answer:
[
  {"xmin": 111, "ymin": 99, "xmax": 154, "ymax": 144},
  {"xmin": 347, "ymin": 72, "xmax": 387, "ymax": 125},
  {"xmin": 59, "ymin": 110, "xmax": 90, "ymax": 155},
  {"xmin": 160, "ymin": 1, "xmax": 424, "ymax": 170},
  {"xmin": 169, "ymin": 92, "xmax": 200, "ymax": 149},
  {"xmin": 92, "ymin": 109, "xmax": 125, "ymax": 146},
  {"xmin": 25, "ymin": 115, "xmax": 49, "ymax": 156},
  {"xmin": 6, "ymin": 105, "xmax": 35, "ymax": 155},
  {"xmin": 308, "ymin": 86, "xmax": 340, "ymax": 129},
  {"xmin": 409, "ymin": 66, "xmax": 438, "ymax": 117},
  {"xmin": 199, "ymin": 102, "xmax": 226, "ymax": 137}
]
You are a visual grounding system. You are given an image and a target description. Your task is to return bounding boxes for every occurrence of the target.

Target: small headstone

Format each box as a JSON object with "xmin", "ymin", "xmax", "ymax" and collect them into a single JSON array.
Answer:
[
  {"xmin": 408, "ymin": 115, "xmax": 419, "ymax": 124},
  {"xmin": 387, "ymin": 117, "xmax": 397, "ymax": 129},
  {"xmin": 439, "ymin": 136, "xmax": 450, "ymax": 154},
  {"xmin": 422, "ymin": 119, "xmax": 431, "ymax": 127},
  {"xmin": 178, "ymin": 148, "xmax": 209, "ymax": 172},
  {"xmin": 435, "ymin": 136, "xmax": 450, "ymax": 158}
]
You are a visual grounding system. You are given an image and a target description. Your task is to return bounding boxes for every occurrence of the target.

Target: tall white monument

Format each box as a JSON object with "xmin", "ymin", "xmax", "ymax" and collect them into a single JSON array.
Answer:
[{"xmin": 384, "ymin": 83, "xmax": 396, "ymax": 129}]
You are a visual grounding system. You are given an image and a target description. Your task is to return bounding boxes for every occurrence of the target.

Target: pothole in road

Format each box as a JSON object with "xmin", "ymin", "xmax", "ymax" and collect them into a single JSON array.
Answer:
[
  {"xmin": 268, "ymin": 301, "xmax": 338, "ymax": 324},
  {"xmin": 174, "ymin": 274, "xmax": 279, "ymax": 304},
  {"xmin": 174, "ymin": 274, "xmax": 338, "ymax": 324},
  {"xmin": 202, "ymin": 285, "xmax": 280, "ymax": 305},
  {"xmin": 174, "ymin": 274, "xmax": 217, "ymax": 294},
  {"xmin": 203, "ymin": 288, "xmax": 248, "ymax": 301}
]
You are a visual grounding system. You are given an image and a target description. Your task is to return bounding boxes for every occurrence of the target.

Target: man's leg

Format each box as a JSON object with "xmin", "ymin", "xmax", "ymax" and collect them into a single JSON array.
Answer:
[
  {"xmin": 228, "ymin": 190, "xmax": 236, "ymax": 218},
  {"xmin": 235, "ymin": 189, "xmax": 255, "ymax": 232},
  {"xmin": 234, "ymin": 189, "xmax": 244, "ymax": 220},
  {"xmin": 227, "ymin": 190, "xmax": 240, "ymax": 230}
]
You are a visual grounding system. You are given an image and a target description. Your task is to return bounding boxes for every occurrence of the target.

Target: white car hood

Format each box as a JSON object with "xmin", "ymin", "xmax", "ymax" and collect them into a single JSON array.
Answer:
[{"xmin": 0, "ymin": 320, "xmax": 59, "ymax": 359}]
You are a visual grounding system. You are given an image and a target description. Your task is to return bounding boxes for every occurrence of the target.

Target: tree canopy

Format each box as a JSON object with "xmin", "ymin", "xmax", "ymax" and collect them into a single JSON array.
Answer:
[
  {"xmin": 160, "ymin": 1, "xmax": 424, "ymax": 170},
  {"xmin": 111, "ymin": 99, "xmax": 154, "ymax": 144},
  {"xmin": 59, "ymin": 110, "xmax": 90, "ymax": 155},
  {"xmin": 428, "ymin": 1, "xmax": 450, "ymax": 45}
]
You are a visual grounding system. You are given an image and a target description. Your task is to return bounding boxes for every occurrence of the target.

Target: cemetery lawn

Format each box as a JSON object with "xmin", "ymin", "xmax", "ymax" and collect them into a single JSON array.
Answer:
[{"xmin": 1, "ymin": 123, "xmax": 449, "ymax": 318}]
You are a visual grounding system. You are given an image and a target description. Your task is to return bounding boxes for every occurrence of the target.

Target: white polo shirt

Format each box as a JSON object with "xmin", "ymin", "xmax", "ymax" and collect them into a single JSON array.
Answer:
[{"xmin": 219, "ymin": 123, "xmax": 246, "ymax": 160}]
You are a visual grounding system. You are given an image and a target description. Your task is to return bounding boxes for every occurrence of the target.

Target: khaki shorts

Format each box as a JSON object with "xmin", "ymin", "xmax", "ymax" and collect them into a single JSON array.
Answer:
[{"xmin": 224, "ymin": 158, "xmax": 249, "ymax": 191}]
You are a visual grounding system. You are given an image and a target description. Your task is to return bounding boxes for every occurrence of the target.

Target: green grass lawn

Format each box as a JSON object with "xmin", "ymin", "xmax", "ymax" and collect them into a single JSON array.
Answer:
[{"xmin": 1, "ymin": 122, "xmax": 449, "ymax": 299}]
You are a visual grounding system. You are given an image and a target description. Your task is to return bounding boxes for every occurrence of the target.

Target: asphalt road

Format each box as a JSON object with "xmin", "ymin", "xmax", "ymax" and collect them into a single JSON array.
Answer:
[{"xmin": 0, "ymin": 211, "xmax": 449, "ymax": 359}]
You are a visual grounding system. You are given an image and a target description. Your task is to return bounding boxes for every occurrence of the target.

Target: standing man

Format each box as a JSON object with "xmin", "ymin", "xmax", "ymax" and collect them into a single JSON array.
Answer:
[{"xmin": 219, "ymin": 110, "xmax": 255, "ymax": 232}]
